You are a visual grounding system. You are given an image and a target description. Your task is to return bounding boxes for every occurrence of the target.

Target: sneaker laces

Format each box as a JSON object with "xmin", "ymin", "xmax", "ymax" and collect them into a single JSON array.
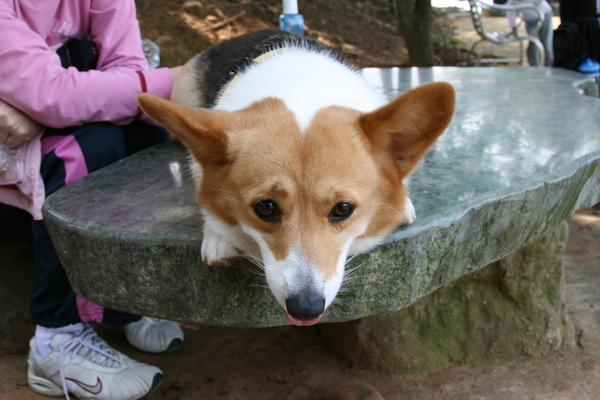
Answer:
[{"xmin": 58, "ymin": 325, "xmax": 122, "ymax": 399}]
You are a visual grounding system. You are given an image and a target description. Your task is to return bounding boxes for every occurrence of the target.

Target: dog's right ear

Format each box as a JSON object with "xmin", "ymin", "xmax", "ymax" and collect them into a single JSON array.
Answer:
[
  {"xmin": 359, "ymin": 82, "xmax": 455, "ymax": 179},
  {"xmin": 138, "ymin": 94, "xmax": 230, "ymax": 165}
]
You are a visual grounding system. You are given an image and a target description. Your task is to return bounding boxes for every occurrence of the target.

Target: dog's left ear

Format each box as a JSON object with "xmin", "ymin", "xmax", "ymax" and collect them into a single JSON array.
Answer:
[
  {"xmin": 138, "ymin": 93, "xmax": 231, "ymax": 166},
  {"xmin": 359, "ymin": 82, "xmax": 455, "ymax": 178}
]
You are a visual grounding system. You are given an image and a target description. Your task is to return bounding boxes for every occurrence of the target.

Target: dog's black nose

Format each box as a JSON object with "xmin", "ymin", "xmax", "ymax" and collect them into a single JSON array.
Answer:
[{"xmin": 285, "ymin": 292, "xmax": 325, "ymax": 321}]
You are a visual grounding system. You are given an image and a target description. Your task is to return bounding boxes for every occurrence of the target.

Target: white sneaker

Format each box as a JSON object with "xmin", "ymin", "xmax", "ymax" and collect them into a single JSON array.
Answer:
[
  {"xmin": 124, "ymin": 317, "xmax": 184, "ymax": 354},
  {"xmin": 27, "ymin": 324, "xmax": 163, "ymax": 400}
]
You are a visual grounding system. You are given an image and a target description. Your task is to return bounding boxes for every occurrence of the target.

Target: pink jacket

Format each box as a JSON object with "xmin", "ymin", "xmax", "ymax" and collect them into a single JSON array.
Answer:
[{"xmin": 0, "ymin": 0, "xmax": 174, "ymax": 219}]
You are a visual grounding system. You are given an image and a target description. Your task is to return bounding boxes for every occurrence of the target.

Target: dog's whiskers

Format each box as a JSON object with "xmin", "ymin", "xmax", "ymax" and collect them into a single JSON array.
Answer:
[
  {"xmin": 335, "ymin": 260, "xmax": 365, "ymax": 299},
  {"xmin": 345, "ymin": 250, "xmax": 361, "ymax": 264},
  {"xmin": 235, "ymin": 246, "xmax": 269, "ymax": 291},
  {"xmin": 244, "ymin": 255, "xmax": 265, "ymax": 270},
  {"xmin": 344, "ymin": 262, "xmax": 364, "ymax": 279},
  {"xmin": 342, "ymin": 275, "xmax": 365, "ymax": 285},
  {"xmin": 237, "ymin": 245, "xmax": 265, "ymax": 270},
  {"xmin": 244, "ymin": 266, "xmax": 266, "ymax": 278}
]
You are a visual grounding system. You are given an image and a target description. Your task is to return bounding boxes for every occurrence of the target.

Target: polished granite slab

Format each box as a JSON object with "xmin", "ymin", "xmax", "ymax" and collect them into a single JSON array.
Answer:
[{"xmin": 43, "ymin": 67, "xmax": 600, "ymax": 327}]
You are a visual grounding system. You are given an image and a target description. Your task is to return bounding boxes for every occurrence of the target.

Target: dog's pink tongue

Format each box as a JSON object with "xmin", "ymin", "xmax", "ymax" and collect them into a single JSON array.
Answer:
[{"xmin": 282, "ymin": 309, "xmax": 323, "ymax": 326}]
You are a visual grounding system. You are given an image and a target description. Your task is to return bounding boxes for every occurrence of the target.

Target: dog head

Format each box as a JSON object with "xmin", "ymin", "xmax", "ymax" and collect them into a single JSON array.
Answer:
[{"xmin": 138, "ymin": 82, "xmax": 454, "ymax": 326}]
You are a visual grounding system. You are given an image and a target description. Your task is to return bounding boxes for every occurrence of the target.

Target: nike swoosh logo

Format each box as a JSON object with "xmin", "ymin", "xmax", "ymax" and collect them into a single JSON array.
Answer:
[{"xmin": 66, "ymin": 376, "xmax": 103, "ymax": 395}]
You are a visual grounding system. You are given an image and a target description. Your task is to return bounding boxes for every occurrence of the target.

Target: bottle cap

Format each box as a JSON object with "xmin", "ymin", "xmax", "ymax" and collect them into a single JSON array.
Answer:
[
  {"xmin": 578, "ymin": 58, "xmax": 600, "ymax": 78},
  {"xmin": 282, "ymin": 0, "xmax": 298, "ymax": 15}
]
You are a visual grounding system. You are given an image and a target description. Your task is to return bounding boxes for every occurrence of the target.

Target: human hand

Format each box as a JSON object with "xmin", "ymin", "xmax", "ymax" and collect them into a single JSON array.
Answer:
[{"xmin": 0, "ymin": 100, "xmax": 43, "ymax": 148}]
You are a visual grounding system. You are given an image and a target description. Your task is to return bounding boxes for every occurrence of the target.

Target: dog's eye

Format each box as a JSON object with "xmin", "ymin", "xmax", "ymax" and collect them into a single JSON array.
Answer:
[
  {"xmin": 329, "ymin": 202, "xmax": 355, "ymax": 222},
  {"xmin": 253, "ymin": 199, "xmax": 281, "ymax": 222}
]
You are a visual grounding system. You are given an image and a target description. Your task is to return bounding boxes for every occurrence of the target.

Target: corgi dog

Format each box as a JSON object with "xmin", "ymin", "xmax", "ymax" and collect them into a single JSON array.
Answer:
[{"xmin": 138, "ymin": 29, "xmax": 454, "ymax": 327}]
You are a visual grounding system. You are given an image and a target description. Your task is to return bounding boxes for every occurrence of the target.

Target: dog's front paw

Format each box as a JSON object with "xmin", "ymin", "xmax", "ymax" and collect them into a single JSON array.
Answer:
[
  {"xmin": 403, "ymin": 198, "xmax": 417, "ymax": 224},
  {"xmin": 201, "ymin": 228, "xmax": 243, "ymax": 266}
]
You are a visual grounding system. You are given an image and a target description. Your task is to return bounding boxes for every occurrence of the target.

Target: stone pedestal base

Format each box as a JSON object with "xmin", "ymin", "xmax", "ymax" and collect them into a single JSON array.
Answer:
[{"xmin": 320, "ymin": 221, "xmax": 575, "ymax": 373}]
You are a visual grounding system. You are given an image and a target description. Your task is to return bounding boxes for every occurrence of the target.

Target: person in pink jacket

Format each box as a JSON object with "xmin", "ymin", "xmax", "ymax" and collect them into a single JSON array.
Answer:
[{"xmin": 0, "ymin": 1, "xmax": 185, "ymax": 398}]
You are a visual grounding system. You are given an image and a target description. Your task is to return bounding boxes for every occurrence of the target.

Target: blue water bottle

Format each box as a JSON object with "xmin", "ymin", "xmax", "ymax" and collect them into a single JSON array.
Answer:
[
  {"xmin": 280, "ymin": 0, "xmax": 304, "ymax": 35},
  {"xmin": 578, "ymin": 58, "xmax": 600, "ymax": 97}
]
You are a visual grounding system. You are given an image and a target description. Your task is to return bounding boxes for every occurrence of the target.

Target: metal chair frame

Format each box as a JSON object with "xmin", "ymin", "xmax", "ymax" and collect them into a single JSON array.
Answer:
[{"xmin": 468, "ymin": 0, "xmax": 545, "ymax": 66}]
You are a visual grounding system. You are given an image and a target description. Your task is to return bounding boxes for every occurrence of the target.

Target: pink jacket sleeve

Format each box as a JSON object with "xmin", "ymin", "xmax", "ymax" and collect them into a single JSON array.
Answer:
[{"xmin": 0, "ymin": 0, "xmax": 173, "ymax": 128}]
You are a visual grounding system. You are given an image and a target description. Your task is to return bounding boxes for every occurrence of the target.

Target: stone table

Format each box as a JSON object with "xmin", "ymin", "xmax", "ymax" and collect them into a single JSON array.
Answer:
[{"xmin": 43, "ymin": 67, "xmax": 600, "ymax": 371}]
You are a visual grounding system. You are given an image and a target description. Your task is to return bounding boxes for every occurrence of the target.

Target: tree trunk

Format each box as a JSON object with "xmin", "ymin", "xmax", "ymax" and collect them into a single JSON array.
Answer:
[{"xmin": 395, "ymin": 0, "xmax": 435, "ymax": 66}]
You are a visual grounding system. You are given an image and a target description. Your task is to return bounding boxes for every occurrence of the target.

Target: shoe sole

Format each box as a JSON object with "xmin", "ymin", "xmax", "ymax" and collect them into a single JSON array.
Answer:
[
  {"xmin": 139, "ymin": 373, "xmax": 164, "ymax": 400},
  {"xmin": 135, "ymin": 338, "xmax": 184, "ymax": 355},
  {"xmin": 160, "ymin": 338, "xmax": 184, "ymax": 355}
]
